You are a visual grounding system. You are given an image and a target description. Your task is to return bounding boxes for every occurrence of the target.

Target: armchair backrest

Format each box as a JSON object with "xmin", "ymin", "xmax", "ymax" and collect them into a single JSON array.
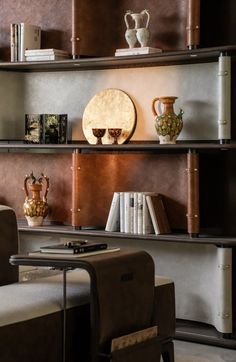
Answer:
[
  {"xmin": 89, "ymin": 249, "xmax": 155, "ymax": 354},
  {"xmin": 0, "ymin": 206, "xmax": 18, "ymax": 285}
]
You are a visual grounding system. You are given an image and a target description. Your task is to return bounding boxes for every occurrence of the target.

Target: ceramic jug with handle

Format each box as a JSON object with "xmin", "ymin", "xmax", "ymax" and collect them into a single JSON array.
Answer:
[
  {"xmin": 152, "ymin": 96, "xmax": 183, "ymax": 144},
  {"xmin": 124, "ymin": 9, "xmax": 150, "ymax": 48}
]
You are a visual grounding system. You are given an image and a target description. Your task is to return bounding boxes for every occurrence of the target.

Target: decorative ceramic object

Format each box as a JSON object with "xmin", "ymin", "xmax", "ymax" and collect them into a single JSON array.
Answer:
[
  {"xmin": 124, "ymin": 9, "xmax": 150, "ymax": 48},
  {"xmin": 23, "ymin": 172, "xmax": 49, "ymax": 227},
  {"xmin": 108, "ymin": 128, "xmax": 122, "ymax": 144},
  {"xmin": 92, "ymin": 128, "xmax": 106, "ymax": 144},
  {"xmin": 125, "ymin": 28, "xmax": 137, "ymax": 48},
  {"xmin": 82, "ymin": 88, "xmax": 136, "ymax": 145},
  {"xmin": 136, "ymin": 27, "xmax": 149, "ymax": 47},
  {"xmin": 152, "ymin": 96, "xmax": 184, "ymax": 144}
]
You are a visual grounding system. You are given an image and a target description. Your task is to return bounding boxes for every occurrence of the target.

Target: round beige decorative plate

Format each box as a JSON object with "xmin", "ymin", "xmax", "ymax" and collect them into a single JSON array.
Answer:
[{"xmin": 82, "ymin": 88, "xmax": 136, "ymax": 144}]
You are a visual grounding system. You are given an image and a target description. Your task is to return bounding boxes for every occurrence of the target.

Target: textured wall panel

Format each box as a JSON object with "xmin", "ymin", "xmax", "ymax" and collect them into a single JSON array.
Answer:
[{"xmin": 0, "ymin": 153, "xmax": 72, "ymax": 223}]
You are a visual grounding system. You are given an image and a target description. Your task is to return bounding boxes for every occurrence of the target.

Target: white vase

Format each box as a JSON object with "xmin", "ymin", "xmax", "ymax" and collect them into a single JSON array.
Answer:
[
  {"xmin": 25, "ymin": 215, "xmax": 43, "ymax": 227},
  {"xmin": 124, "ymin": 9, "xmax": 150, "ymax": 49},
  {"xmin": 130, "ymin": 9, "xmax": 150, "ymax": 29},
  {"xmin": 136, "ymin": 27, "xmax": 150, "ymax": 47},
  {"xmin": 125, "ymin": 28, "xmax": 137, "ymax": 48}
]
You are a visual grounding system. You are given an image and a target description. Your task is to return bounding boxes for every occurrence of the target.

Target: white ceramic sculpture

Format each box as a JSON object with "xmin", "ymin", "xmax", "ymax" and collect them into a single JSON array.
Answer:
[{"xmin": 124, "ymin": 9, "xmax": 150, "ymax": 48}]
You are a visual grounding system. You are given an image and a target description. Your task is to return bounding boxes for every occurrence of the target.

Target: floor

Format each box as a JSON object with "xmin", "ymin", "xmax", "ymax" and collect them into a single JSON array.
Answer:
[{"xmin": 174, "ymin": 340, "xmax": 236, "ymax": 362}]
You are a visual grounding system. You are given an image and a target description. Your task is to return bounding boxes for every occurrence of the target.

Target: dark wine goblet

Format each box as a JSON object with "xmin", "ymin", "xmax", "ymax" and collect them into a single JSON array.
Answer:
[
  {"xmin": 108, "ymin": 128, "xmax": 122, "ymax": 144},
  {"xmin": 92, "ymin": 128, "xmax": 106, "ymax": 144}
]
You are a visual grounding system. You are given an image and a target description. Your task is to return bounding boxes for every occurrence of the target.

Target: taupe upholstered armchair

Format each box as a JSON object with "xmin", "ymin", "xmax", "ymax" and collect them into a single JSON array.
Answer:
[
  {"xmin": 0, "ymin": 205, "xmax": 19, "ymax": 286},
  {"xmin": 0, "ymin": 206, "xmax": 175, "ymax": 362}
]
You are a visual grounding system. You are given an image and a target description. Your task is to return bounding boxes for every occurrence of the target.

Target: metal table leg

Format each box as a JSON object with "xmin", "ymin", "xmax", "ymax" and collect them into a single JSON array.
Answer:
[{"xmin": 63, "ymin": 268, "xmax": 67, "ymax": 362}]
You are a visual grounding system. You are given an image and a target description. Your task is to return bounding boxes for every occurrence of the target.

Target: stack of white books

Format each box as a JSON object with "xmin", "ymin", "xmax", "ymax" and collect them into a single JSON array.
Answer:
[
  {"xmin": 10, "ymin": 23, "xmax": 41, "ymax": 62},
  {"xmin": 105, "ymin": 191, "xmax": 171, "ymax": 235},
  {"xmin": 25, "ymin": 48, "xmax": 70, "ymax": 61}
]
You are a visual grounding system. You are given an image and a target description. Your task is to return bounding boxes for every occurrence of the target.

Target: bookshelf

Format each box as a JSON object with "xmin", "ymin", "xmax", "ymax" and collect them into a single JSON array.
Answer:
[
  {"xmin": 17, "ymin": 219, "xmax": 236, "ymax": 247},
  {"xmin": 0, "ymin": 45, "xmax": 235, "ymax": 72},
  {"xmin": 1, "ymin": 139, "xmax": 236, "ymax": 236},
  {"xmin": 1, "ymin": 0, "xmax": 236, "ymax": 347},
  {"xmin": 1, "ymin": 0, "xmax": 236, "ymax": 61}
]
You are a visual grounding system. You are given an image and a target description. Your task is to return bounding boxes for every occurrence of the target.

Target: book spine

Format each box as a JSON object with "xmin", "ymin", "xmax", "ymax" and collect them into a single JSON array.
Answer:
[
  {"xmin": 137, "ymin": 192, "xmax": 143, "ymax": 234},
  {"xmin": 124, "ymin": 192, "xmax": 131, "ymax": 233},
  {"xmin": 105, "ymin": 192, "xmax": 120, "ymax": 232},
  {"xmin": 20, "ymin": 23, "xmax": 41, "ymax": 61},
  {"xmin": 25, "ymin": 55, "xmax": 69, "ymax": 61},
  {"xmin": 142, "ymin": 194, "xmax": 154, "ymax": 234},
  {"xmin": 145, "ymin": 195, "xmax": 160, "ymax": 235},
  {"xmin": 14, "ymin": 24, "xmax": 18, "ymax": 62},
  {"xmin": 40, "ymin": 248, "xmax": 72, "ymax": 254},
  {"xmin": 10, "ymin": 24, "xmax": 15, "ymax": 62},
  {"xmin": 19, "ymin": 23, "xmax": 22, "ymax": 61},
  {"xmin": 133, "ymin": 192, "xmax": 138, "ymax": 234},
  {"xmin": 20, "ymin": 23, "xmax": 26, "ymax": 61},
  {"xmin": 156, "ymin": 195, "xmax": 171, "ymax": 234},
  {"xmin": 25, "ymin": 49, "xmax": 69, "ymax": 56},
  {"xmin": 129, "ymin": 192, "xmax": 134, "ymax": 233},
  {"xmin": 119, "ymin": 192, "xmax": 124, "ymax": 232},
  {"xmin": 75, "ymin": 244, "xmax": 107, "ymax": 253}
]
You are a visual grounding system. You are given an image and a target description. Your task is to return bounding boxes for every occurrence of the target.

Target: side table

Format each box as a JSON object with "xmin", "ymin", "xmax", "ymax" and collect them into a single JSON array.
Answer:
[{"xmin": 10, "ymin": 248, "xmax": 158, "ymax": 362}]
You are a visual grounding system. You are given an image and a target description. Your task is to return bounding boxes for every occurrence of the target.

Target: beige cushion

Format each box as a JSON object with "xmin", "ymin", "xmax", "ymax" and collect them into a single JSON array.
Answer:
[
  {"xmin": 155, "ymin": 275, "xmax": 174, "ymax": 286},
  {"xmin": 0, "ymin": 269, "xmax": 90, "ymax": 327}
]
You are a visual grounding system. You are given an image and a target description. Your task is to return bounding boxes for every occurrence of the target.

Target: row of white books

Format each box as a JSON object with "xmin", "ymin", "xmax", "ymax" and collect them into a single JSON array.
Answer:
[
  {"xmin": 105, "ymin": 191, "xmax": 171, "ymax": 235},
  {"xmin": 10, "ymin": 23, "xmax": 41, "ymax": 62},
  {"xmin": 25, "ymin": 48, "xmax": 70, "ymax": 61}
]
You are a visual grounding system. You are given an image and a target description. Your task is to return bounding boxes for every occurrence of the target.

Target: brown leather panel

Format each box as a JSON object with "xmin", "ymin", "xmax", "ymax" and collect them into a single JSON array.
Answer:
[
  {"xmin": 72, "ymin": 150, "xmax": 81, "ymax": 226},
  {"xmin": 74, "ymin": 0, "xmax": 189, "ymax": 55},
  {"xmin": 0, "ymin": 0, "xmax": 190, "ymax": 60},
  {"xmin": 118, "ymin": 0, "xmax": 188, "ymax": 51},
  {"xmin": 187, "ymin": 152, "xmax": 199, "ymax": 234},
  {"xmin": 0, "ymin": 0, "xmax": 72, "ymax": 61},
  {"xmin": 186, "ymin": 0, "xmax": 200, "ymax": 48},
  {"xmin": 72, "ymin": 0, "xmax": 121, "ymax": 56},
  {"xmin": 71, "ymin": 0, "xmax": 81, "ymax": 56},
  {"xmin": 72, "ymin": 153, "xmax": 187, "ymax": 230},
  {"xmin": 0, "ymin": 153, "xmax": 72, "ymax": 224},
  {"xmin": 2, "ymin": 0, "xmax": 236, "ymax": 59}
]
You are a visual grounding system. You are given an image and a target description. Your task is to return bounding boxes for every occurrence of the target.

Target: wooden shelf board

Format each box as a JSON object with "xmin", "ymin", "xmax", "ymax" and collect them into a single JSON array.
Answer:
[
  {"xmin": 18, "ymin": 221, "xmax": 236, "ymax": 246},
  {"xmin": 175, "ymin": 320, "xmax": 236, "ymax": 349},
  {"xmin": 1, "ymin": 141, "xmax": 236, "ymax": 152},
  {"xmin": 0, "ymin": 46, "xmax": 236, "ymax": 72}
]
